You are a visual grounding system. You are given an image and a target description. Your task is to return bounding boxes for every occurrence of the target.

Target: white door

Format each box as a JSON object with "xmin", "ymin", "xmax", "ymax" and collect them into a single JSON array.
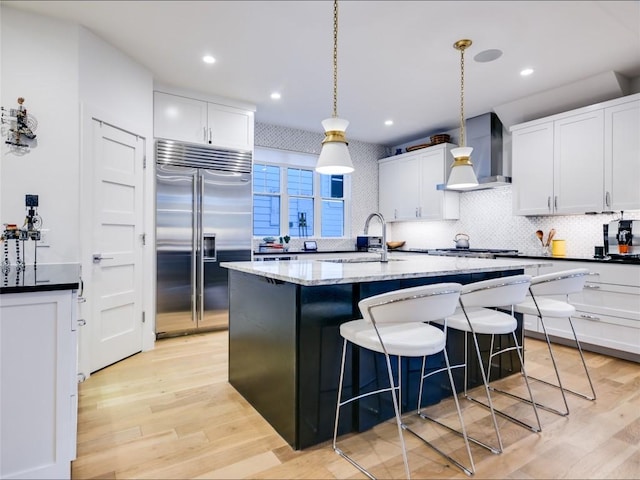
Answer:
[{"xmin": 90, "ymin": 120, "xmax": 144, "ymax": 372}]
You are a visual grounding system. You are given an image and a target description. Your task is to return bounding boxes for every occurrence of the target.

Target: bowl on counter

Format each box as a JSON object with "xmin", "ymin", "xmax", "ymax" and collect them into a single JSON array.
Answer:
[{"xmin": 386, "ymin": 241, "xmax": 406, "ymax": 250}]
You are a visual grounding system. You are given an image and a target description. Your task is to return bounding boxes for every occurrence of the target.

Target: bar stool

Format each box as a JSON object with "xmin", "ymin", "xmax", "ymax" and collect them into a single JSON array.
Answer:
[
  {"xmin": 332, "ymin": 283, "xmax": 475, "ymax": 479},
  {"xmin": 424, "ymin": 274, "xmax": 542, "ymax": 451},
  {"xmin": 510, "ymin": 268, "xmax": 596, "ymax": 416}
]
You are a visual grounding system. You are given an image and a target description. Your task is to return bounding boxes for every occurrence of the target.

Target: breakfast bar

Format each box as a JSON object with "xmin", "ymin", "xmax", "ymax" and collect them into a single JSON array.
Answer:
[{"xmin": 222, "ymin": 254, "xmax": 548, "ymax": 449}]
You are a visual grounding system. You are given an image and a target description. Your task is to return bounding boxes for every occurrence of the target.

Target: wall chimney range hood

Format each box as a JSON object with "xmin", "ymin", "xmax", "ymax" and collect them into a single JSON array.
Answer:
[{"xmin": 438, "ymin": 112, "xmax": 510, "ymax": 191}]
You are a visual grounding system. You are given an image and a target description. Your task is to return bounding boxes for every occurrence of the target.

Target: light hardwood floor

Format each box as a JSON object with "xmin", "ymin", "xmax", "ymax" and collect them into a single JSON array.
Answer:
[{"xmin": 72, "ymin": 331, "xmax": 639, "ymax": 479}]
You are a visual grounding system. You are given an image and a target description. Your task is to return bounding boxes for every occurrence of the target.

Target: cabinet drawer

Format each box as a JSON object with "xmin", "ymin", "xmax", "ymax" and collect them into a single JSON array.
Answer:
[
  {"xmin": 571, "ymin": 283, "xmax": 640, "ymax": 322},
  {"xmin": 543, "ymin": 313, "xmax": 640, "ymax": 355}
]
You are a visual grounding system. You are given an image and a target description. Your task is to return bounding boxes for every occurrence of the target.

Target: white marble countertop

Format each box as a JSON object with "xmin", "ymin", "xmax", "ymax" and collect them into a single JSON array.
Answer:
[{"xmin": 221, "ymin": 254, "xmax": 550, "ymax": 286}]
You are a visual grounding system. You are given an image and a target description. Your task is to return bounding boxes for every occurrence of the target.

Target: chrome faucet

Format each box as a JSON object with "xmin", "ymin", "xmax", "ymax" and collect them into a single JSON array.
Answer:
[{"xmin": 364, "ymin": 212, "xmax": 388, "ymax": 262}]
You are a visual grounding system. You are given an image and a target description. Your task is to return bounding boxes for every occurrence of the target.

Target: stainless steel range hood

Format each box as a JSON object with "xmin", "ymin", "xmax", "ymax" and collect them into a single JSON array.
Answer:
[{"xmin": 438, "ymin": 112, "xmax": 510, "ymax": 191}]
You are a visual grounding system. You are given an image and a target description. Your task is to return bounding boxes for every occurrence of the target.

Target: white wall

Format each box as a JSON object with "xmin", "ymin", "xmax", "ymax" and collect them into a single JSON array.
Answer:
[
  {"xmin": 1, "ymin": 6, "xmax": 156, "ymax": 362},
  {"xmin": 1, "ymin": 6, "xmax": 80, "ymax": 265}
]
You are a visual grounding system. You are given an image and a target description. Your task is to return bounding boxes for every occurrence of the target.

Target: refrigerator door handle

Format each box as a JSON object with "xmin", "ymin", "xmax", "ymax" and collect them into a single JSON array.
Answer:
[
  {"xmin": 191, "ymin": 173, "xmax": 198, "ymax": 324},
  {"xmin": 198, "ymin": 172, "xmax": 205, "ymax": 325}
]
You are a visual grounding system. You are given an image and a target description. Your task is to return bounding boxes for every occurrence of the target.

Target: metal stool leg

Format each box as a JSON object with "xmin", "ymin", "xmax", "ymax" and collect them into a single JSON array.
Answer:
[
  {"xmin": 333, "ymin": 339, "xmax": 410, "ymax": 479},
  {"xmin": 405, "ymin": 349, "xmax": 475, "ymax": 477},
  {"xmin": 467, "ymin": 331, "xmax": 542, "ymax": 433}
]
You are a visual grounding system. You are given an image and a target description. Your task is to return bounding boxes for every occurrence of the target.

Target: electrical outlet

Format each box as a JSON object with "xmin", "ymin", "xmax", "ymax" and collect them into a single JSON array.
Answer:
[{"xmin": 38, "ymin": 229, "xmax": 50, "ymax": 248}]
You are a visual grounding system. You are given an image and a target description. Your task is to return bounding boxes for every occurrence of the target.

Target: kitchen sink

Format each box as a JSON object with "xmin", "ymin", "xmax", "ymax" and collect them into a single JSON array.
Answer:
[{"xmin": 319, "ymin": 257, "xmax": 404, "ymax": 263}]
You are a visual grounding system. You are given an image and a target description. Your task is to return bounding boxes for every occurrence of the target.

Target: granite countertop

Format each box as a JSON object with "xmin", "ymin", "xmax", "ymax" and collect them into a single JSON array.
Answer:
[
  {"xmin": 222, "ymin": 254, "xmax": 549, "ymax": 286},
  {"xmin": 0, "ymin": 263, "xmax": 81, "ymax": 294}
]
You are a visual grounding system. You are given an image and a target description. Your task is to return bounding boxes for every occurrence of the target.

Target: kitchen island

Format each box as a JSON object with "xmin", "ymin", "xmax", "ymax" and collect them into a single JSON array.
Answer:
[{"xmin": 222, "ymin": 254, "xmax": 547, "ymax": 449}]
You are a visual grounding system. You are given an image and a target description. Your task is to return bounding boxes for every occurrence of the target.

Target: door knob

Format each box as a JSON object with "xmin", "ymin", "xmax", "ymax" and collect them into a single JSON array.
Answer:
[{"xmin": 92, "ymin": 253, "xmax": 114, "ymax": 263}]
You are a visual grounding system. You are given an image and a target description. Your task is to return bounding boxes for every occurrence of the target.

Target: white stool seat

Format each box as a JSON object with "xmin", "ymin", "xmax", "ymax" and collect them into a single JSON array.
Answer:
[
  {"xmin": 514, "ymin": 297, "xmax": 576, "ymax": 317},
  {"xmin": 444, "ymin": 307, "xmax": 517, "ymax": 335},
  {"xmin": 341, "ymin": 319, "xmax": 446, "ymax": 357}
]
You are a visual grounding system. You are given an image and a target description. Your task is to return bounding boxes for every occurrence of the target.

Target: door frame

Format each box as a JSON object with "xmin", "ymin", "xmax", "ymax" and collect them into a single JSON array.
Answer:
[{"xmin": 78, "ymin": 104, "xmax": 156, "ymax": 379}]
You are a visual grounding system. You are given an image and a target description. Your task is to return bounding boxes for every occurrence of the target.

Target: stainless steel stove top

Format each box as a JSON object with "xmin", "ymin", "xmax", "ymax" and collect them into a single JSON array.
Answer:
[{"xmin": 427, "ymin": 248, "xmax": 519, "ymax": 258}]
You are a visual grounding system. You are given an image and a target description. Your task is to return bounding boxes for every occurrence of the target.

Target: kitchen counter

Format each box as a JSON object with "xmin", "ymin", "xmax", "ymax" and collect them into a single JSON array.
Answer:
[
  {"xmin": 223, "ymin": 254, "xmax": 547, "ymax": 286},
  {"xmin": 223, "ymin": 255, "xmax": 549, "ymax": 449},
  {"xmin": 0, "ymin": 263, "xmax": 81, "ymax": 294}
]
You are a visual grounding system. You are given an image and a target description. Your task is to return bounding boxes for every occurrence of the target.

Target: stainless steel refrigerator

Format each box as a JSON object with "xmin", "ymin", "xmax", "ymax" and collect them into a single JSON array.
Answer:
[{"xmin": 155, "ymin": 139, "xmax": 252, "ymax": 338}]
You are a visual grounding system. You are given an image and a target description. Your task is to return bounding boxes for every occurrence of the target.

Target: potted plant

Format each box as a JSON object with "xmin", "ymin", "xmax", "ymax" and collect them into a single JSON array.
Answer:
[{"xmin": 280, "ymin": 235, "xmax": 291, "ymax": 251}]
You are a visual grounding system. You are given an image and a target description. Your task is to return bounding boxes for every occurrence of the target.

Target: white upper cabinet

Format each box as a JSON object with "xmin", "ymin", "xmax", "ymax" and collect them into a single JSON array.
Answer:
[
  {"xmin": 604, "ymin": 99, "xmax": 640, "ymax": 211},
  {"xmin": 511, "ymin": 94, "xmax": 640, "ymax": 216},
  {"xmin": 511, "ymin": 122, "xmax": 554, "ymax": 215},
  {"xmin": 154, "ymin": 91, "xmax": 254, "ymax": 151},
  {"xmin": 379, "ymin": 143, "xmax": 459, "ymax": 222},
  {"xmin": 553, "ymin": 110, "xmax": 604, "ymax": 214}
]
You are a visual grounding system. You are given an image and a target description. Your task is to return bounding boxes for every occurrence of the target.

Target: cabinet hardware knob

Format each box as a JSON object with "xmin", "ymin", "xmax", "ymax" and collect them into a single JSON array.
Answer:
[
  {"xmin": 77, "ymin": 296, "xmax": 87, "ymax": 303},
  {"xmin": 78, "ymin": 318, "xmax": 87, "ymax": 326},
  {"xmin": 77, "ymin": 373, "xmax": 87, "ymax": 383}
]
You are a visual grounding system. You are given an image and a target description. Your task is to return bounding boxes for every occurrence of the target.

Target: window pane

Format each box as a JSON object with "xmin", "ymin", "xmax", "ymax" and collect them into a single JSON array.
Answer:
[
  {"xmin": 254, "ymin": 164, "xmax": 280, "ymax": 194},
  {"xmin": 287, "ymin": 168, "xmax": 313, "ymax": 196},
  {"xmin": 320, "ymin": 175, "xmax": 344, "ymax": 198},
  {"xmin": 289, "ymin": 197, "xmax": 314, "ymax": 238},
  {"xmin": 321, "ymin": 199, "xmax": 344, "ymax": 237},
  {"xmin": 253, "ymin": 194, "xmax": 280, "ymax": 236}
]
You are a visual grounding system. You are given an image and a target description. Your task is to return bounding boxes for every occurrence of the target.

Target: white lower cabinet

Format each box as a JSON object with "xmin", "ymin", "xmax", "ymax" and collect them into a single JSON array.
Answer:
[
  {"xmin": 524, "ymin": 261, "xmax": 639, "ymax": 361},
  {"xmin": 0, "ymin": 290, "xmax": 78, "ymax": 479}
]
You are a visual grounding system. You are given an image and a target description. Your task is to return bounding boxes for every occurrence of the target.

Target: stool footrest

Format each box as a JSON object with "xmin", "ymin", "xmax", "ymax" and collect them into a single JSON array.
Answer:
[
  {"xmin": 465, "ymin": 394, "xmax": 541, "ymax": 433},
  {"xmin": 528, "ymin": 375, "xmax": 596, "ymax": 402},
  {"xmin": 489, "ymin": 385, "xmax": 569, "ymax": 417},
  {"xmin": 417, "ymin": 412, "xmax": 501, "ymax": 454},
  {"xmin": 402, "ymin": 424, "xmax": 474, "ymax": 477},
  {"xmin": 333, "ymin": 448, "xmax": 376, "ymax": 480}
]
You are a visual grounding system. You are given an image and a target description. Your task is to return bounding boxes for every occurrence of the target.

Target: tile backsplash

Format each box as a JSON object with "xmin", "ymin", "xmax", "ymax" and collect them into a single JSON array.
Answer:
[{"xmin": 389, "ymin": 186, "xmax": 639, "ymax": 257}]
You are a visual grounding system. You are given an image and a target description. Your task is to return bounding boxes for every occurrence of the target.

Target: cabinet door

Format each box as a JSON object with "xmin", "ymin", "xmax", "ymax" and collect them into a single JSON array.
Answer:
[
  {"xmin": 378, "ymin": 155, "xmax": 420, "ymax": 221},
  {"xmin": 0, "ymin": 291, "xmax": 76, "ymax": 480},
  {"xmin": 512, "ymin": 122, "xmax": 554, "ymax": 215},
  {"xmin": 154, "ymin": 92, "xmax": 208, "ymax": 144},
  {"xmin": 418, "ymin": 147, "xmax": 459, "ymax": 220},
  {"xmin": 207, "ymin": 103, "xmax": 254, "ymax": 151},
  {"xmin": 554, "ymin": 110, "xmax": 604, "ymax": 214},
  {"xmin": 604, "ymin": 99, "xmax": 640, "ymax": 211}
]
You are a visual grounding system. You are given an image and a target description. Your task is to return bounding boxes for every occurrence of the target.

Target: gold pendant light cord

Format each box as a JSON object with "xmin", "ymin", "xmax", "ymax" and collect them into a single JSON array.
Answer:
[
  {"xmin": 459, "ymin": 43, "xmax": 466, "ymax": 147},
  {"xmin": 332, "ymin": 0, "xmax": 339, "ymax": 118}
]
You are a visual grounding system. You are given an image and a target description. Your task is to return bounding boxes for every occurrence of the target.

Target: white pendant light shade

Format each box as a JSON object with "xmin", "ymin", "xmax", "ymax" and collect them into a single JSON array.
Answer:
[
  {"xmin": 316, "ymin": 117, "xmax": 354, "ymax": 174},
  {"xmin": 447, "ymin": 146, "xmax": 479, "ymax": 189}
]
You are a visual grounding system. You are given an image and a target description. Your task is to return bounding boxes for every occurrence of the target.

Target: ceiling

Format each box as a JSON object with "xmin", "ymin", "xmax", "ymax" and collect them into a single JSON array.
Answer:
[{"xmin": 4, "ymin": 0, "xmax": 640, "ymax": 147}]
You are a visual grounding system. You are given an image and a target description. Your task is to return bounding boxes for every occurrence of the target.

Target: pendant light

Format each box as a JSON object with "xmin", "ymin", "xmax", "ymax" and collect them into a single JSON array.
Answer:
[
  {"xmin": 316, "ymin": 0, "xmax": 354, "ymax": 175},
  {"xmin": 446, "ymin": 39, "xmax": 479, "ymax": 189}
]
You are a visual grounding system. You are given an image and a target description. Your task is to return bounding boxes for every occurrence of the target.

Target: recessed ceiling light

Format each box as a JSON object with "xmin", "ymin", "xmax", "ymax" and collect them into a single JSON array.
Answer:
[
  {"xmin": 474, "ymin": 49, "xmax": 503, "ymax": 63},
  {"xmin": 520, "ymin": 68, "xmax": 534, "ymax": 76},
  {"xmin": 202, "ymin": 55, "xmax": 216, "ymax": 64},
  {"xmin": 270, "ymin": 92, "xmax": 281, "ymax": 100},
  {"xmin": 384, "ymin": 120, "xmax": 393, "ymax": 126}
]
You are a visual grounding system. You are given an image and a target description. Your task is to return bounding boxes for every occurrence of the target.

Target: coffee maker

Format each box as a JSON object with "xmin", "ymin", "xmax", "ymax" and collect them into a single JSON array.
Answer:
[{"xmin": 605, "ymin": 219, "xmax": 640, "ymax": 258}]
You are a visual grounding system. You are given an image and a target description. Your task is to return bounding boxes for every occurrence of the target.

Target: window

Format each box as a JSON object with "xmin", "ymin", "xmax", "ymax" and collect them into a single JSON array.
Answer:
[{"xmin": 253, "ymin": 147, "xmax": 350, "ymax": 238}]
